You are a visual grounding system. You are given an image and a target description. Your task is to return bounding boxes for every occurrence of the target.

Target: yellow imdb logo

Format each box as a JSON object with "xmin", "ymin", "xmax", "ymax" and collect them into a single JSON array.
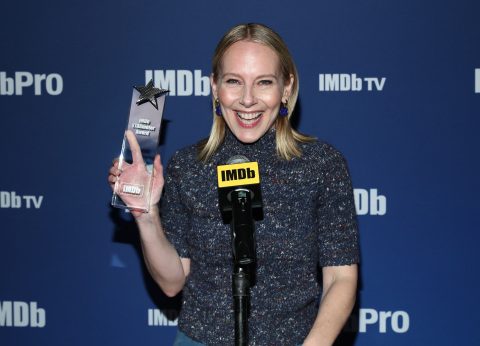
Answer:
[{"xmin": 217, "ymin": 162, "xmax": 260, "ymax": 188}]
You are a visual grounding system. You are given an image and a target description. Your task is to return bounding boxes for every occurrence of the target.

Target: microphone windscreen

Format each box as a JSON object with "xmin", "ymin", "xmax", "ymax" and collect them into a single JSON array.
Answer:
[{"xmin": 226, "ymin": 155, "xmax": 250, "ymax": 165}]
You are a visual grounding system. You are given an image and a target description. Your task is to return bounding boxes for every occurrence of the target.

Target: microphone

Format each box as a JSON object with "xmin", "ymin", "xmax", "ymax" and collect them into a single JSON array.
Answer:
[{"xmin": 217, "ymin": 156, "xmax": 263, "ymax": 266}]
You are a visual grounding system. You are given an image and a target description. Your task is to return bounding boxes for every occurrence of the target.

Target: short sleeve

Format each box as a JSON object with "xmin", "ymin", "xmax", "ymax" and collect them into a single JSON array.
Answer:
[{"xmin": 317, "ymin": 148, "xmax": 360, "ymax": 267}]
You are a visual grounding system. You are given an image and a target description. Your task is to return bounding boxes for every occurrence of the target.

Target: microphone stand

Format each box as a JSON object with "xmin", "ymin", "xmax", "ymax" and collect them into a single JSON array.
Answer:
[
  {"xmin": 230, "ymin": 189, "xmax": 256, "ymax": 346},
  {"xmin": 233, "ymin": 266, "xmax": 250, "ymax": 346}
]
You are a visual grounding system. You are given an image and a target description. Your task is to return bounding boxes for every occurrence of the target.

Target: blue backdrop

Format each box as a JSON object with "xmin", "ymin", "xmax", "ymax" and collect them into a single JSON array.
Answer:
[{"xmin": 1, "ymin": 0, "xmax": 479, "ymax": 345}]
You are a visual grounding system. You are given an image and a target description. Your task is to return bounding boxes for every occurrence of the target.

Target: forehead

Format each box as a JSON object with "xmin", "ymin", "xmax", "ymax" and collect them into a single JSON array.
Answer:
[{"xmin": 220, "ymin": 41, "xmax": 281, "ymax": 76}]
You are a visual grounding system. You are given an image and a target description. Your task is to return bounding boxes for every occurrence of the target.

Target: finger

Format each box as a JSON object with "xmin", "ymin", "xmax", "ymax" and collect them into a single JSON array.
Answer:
[
  {"xmin": 108, "ymin": 175, "xmax": 117, "ymax": 185},
  {"xmin": 109, "ymin": 166, "xmax": 121, "ymax": 176},
  {"xmin": 153, "ymin": 154, "xmax": 162, "ymax": 175},
  {"xmin": 125, "ymin": 130, "xmax": 143, "ymax": 163},
  {"xmin": 112, "ymin": 157, "xmax": 120, "ymax": 166}
]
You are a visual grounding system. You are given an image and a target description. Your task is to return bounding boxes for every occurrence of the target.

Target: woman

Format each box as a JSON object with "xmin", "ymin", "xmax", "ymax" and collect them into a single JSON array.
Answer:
[{"xmin": 109, "ymin": 23, "xmax": 359, "ymax": 345}]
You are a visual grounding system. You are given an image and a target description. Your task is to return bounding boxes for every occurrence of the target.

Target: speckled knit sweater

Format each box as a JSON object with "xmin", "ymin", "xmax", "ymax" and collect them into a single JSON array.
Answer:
[{"xmin": 161, "ymin": 128, "xmax": 360, "ymax": 345}]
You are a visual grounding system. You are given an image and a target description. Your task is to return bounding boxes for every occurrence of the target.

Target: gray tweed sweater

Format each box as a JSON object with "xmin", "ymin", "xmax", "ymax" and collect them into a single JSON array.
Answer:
[{"xmin": 161, "ymin": 128, "xmax": 360, "ymax": 345}]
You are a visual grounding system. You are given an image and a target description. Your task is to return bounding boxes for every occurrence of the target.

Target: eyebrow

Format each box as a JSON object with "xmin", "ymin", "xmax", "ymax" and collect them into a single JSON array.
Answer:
[{"xmin": 222, "ymin": 72, "xmax": 279, "ymax": 80}]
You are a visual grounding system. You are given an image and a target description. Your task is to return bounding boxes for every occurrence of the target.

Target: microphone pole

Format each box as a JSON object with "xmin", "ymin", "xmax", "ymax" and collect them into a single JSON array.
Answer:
[
  {"xmin": 231, "ymin": 188, "xmax": 254, "ymax": 346},
  {"xmin": 217, "ymin": 156, "xmax": 263, "ymax": 346}
]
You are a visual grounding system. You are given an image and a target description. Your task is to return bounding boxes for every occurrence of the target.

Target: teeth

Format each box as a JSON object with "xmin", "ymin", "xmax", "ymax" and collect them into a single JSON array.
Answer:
[{"xmin": 236, "ymin": 112, "xmax": 262, "ymax": 121}]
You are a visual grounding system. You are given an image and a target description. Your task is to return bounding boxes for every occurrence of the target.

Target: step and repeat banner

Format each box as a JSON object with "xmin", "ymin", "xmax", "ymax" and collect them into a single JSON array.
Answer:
[{"xmin": 1, "ymin": 1, "xmax": 479, "ymax": 345}]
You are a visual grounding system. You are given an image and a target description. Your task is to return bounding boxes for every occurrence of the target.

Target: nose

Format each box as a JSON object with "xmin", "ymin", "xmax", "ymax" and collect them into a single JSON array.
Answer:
[{"xmin": 239, "ymin": 85, "xmax": 257, "ymax": 107}]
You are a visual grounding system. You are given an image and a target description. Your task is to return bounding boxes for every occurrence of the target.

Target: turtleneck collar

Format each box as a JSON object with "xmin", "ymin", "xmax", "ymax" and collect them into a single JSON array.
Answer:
[
  {"xmin": 216, "ymin": 127, "xmax": 277, "ymax": 164},
  {"xmin": 223, "ymin": 126, "xmax": 276, "ymax": 147}
]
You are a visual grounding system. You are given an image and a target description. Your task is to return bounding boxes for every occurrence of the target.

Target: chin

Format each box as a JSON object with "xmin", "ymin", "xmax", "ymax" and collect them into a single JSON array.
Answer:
[{"xmin": 234, "ymin": 132, "xmax": 263, "ymax": 144}]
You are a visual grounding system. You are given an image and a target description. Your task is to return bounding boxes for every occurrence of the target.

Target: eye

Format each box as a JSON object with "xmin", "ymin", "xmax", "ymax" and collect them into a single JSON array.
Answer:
[
  {"xmin": 226, "ymin": 79, "xmax": 239, "ymax": 84},
  {"xmin": 259, "ymin": 80, "xmax": 273, "ymax": 85}
]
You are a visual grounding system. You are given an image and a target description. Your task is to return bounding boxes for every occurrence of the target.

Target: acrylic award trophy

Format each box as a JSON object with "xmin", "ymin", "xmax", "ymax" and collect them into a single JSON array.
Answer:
[{"xmin": 111, "ymin": 80, "xmax": 169, "ymax": 212}]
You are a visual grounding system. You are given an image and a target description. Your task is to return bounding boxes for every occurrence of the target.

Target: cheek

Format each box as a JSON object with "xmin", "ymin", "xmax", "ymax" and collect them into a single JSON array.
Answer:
[
  {"xmin": 217, "ymin": 87, "xmax": 228, "ymax": 100},
  {"xmin": 264, "ymin": 94, "xmax": 282, "ymax": 109},
  {"xmin": 263, "ymin": 87, "xmax": 284, "ymax": 105},
  {"xmin": 218, "ymin": 85, "xmax": 243, "ymax": 103}
]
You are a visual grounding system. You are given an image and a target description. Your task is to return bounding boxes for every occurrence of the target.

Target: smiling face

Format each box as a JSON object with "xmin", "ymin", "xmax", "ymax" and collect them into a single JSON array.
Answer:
[{"xmin": 211, "ymin": 40, "xmax": 293, "ymax": 144}]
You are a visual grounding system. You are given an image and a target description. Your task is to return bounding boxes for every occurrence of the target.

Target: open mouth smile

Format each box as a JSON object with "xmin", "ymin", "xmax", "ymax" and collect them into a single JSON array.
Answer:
[{"xmin": 235, "ymin": 111, "xmax": 263, "ymax": 126}]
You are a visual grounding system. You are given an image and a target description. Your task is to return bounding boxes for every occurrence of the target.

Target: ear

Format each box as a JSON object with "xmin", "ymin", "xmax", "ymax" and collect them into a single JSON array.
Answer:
[
  {"xmin": 210, "ymin": 73, "xmax": 218, "ymax": 99},
  {"xmin": 282, "ymin": 74, "xmax": 294, "ymax": 103}
]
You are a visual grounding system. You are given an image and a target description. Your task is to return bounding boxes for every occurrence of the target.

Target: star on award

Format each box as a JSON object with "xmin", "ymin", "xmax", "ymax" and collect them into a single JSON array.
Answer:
[{"xmin": 134, "ymin": 79, "xmax": 169, "ymax": 109}]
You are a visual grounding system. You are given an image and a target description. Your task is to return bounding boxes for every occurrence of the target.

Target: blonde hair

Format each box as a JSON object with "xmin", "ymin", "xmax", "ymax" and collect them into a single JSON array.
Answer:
[{"xmin": 197, "ymin": 23, "xmax": 315, "ymax": 163}]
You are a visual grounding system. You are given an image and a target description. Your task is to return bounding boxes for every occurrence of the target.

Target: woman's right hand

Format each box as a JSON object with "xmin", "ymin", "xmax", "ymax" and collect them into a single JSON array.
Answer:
[{"xmin": 108, "ymin": 130, "xmax": 165, "ymax": 218}]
